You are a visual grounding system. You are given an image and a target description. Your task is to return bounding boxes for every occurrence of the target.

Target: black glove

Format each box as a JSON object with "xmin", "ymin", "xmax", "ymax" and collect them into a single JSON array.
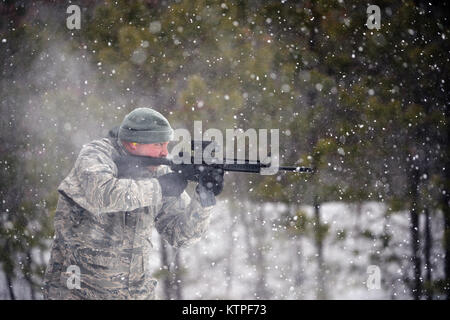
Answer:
[
  {"xmin": 195, "ymin": 167, "xmax": 224, "ymax": 207},
  {"xmin": 198, "ymin": 167, "xmax": 224, "ymax": 196},
  {"xmin": 157, "ymin": 172, "xmax": 188, "ymax": 197}
]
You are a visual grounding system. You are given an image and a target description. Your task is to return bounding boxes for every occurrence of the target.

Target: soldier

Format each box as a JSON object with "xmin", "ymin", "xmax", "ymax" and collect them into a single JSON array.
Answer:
[{"xmin": 43, "ymin": 107, "xmax": 223, "ymax": 299}]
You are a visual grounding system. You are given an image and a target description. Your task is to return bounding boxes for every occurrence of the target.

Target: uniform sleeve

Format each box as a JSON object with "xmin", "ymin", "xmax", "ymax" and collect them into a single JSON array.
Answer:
[
  {"xmin": 154, "ymin": 190, "xmax": 213, "ymax": 248},
  {"xmin": 58, "ymin": 142, "xmax": 162, "ymax": 215}
]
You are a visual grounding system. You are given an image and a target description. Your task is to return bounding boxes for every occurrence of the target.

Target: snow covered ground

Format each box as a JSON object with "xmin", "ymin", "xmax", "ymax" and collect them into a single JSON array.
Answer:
[
  {"xmin": 0, "ymin": 200, "xmax": 445, "ymax": 299},
  {"xmin": 150, "ymin": 200, "xmax": 445, "ymax": 299}
]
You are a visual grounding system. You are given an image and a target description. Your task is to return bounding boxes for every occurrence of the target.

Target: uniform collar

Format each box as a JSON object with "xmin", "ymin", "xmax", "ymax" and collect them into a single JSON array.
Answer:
[{"xmin": 108, "ymin": 126, "xmax": 131, "ymax": 157}]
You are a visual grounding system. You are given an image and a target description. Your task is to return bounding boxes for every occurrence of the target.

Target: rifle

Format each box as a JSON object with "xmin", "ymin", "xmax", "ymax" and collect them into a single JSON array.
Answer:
[{"xmin": 113, "ymin": 140, "xmax": 313, "ymax": 206}]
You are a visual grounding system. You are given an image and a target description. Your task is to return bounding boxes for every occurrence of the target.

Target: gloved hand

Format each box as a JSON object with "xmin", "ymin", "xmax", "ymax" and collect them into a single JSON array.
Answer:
[
  {"xmin": 157, "ymin": 172, "xmax": 188, "ymax": 197},
  {"xmin": 197, "ymin": 167, "xmax": 224, "ymax": 196}
]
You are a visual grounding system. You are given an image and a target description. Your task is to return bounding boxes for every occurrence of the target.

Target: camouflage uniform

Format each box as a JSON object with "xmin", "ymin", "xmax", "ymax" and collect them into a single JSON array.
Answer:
[{"xmin": 43, "ymin": 136, "xmax": 212, "ymax": 300}]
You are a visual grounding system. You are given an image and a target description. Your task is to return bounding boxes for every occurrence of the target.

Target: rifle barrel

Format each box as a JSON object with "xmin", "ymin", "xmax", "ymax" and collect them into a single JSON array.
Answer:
[
  {"xmin": 279, "ymin": 166, "xmax": 314, "ymax": 173},
  {"xmin": 125, "ymin": 155, "xmax": 313, "ymax": 173}
]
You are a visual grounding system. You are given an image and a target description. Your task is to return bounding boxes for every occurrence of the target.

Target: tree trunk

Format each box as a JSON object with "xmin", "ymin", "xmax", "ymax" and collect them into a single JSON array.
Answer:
[
  {"xmin": 5, "ymin": 272, "xmax": 15, "ymax": 300},
  {"xmin": 24, "ymin": 250, "xmax": 36, "ymax": 300},
  {"xmin": 442, "ymin": 74, "xmax": 450, "ymax": 300},
  {"xmin": 408, "ymin": 167, "xmax": 422, "ymax": 299},
  {"xmin": 442, "ymin": 176, "xmax": 450, "ymax": 300},
  {"xmin": 291, "ymin": 204, "xmax": 303, "ymax": 299},
  {"xmin": 254, "ymin": 208, "xmax": 269, "ymax": 299},
  {"xmin": 313, "ymin": 195, "xmax": 326, "ymax": 299},
  {"xmin": 423, "ymin": 207, "xmax": 432, "ymax": 300},
  {"xmin": 3, "ymin": 239, "xmax": 16, "ymax": 300}
]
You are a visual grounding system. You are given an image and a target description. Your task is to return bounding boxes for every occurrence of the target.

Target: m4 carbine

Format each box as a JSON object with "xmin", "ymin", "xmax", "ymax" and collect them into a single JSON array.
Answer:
[{"xmin": 114, "ymin": 140, "xmax": 313, "ymax": 206}]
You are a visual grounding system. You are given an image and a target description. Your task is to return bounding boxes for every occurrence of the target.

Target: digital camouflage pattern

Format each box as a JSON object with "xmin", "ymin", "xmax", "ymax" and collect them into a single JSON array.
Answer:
[{"xmin": 43, "ymin": 136, "xmax": 213, "ymax": 300}]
